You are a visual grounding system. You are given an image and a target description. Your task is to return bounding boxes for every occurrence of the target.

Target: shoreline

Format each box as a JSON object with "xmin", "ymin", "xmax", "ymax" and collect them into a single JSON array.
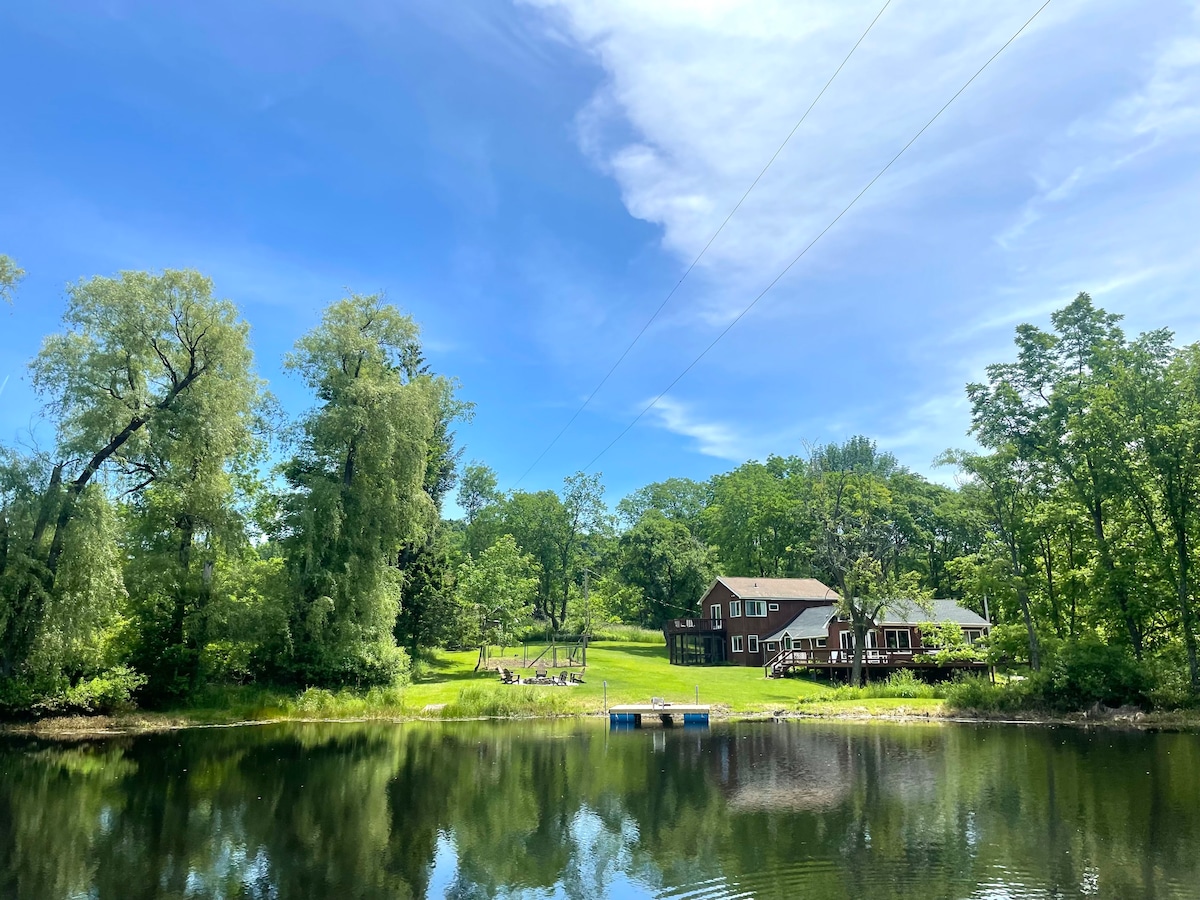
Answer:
[{"xmin": 6, "ymin": 703, "xmax": 1198, "ymax": 739}]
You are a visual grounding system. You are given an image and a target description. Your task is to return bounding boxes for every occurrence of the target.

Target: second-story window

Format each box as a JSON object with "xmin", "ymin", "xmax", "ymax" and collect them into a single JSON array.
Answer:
[
  {"xmin": 745, "ymin": 600, "xmax": 768, "ymax": 617},
  {"xmin": 729, "ymin": 601, "xmax": 742, "ymax": 618}
]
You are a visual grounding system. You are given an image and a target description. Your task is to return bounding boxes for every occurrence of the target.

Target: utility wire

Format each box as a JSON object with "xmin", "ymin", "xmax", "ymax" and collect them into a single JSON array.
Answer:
[
  {"xmin": 509, "ymin": 0, "xmax": 895, "ymax": 490},
  {"xmin": 580, "ymin": 0, "xmax": 1054, "ymax": 473}
]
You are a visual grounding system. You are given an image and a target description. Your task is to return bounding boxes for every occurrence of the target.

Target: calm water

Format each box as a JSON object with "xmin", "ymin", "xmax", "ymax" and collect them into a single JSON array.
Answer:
[{"xmin": 1, "ymin": 720, "xmax": 1197, "ymax": 899}]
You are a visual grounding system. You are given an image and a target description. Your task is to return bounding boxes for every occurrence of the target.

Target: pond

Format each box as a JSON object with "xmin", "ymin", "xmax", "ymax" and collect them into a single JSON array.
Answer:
[{"xmin": 1, "ymin": 719, "xmax": 1197, "ymax": 899}]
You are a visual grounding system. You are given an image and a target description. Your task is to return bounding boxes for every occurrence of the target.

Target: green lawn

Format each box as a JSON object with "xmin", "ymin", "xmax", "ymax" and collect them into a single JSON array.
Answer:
[
  {"xmin": 155, "ymin": 640, "xmax": 948, "ymax": 725},
  {"xmin": 405, "ymin": 641, "xmax": 841, "ymax": 714}
]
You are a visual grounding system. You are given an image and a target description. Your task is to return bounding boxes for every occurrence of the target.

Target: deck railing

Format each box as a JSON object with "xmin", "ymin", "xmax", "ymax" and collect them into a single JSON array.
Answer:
[
  {"xmin": 764, "ymin": 646, "xmax": 985, "ymax": 675},
  {"xmin": 665, "ymin": 618, "xmax": 725, "ymax": 634}
]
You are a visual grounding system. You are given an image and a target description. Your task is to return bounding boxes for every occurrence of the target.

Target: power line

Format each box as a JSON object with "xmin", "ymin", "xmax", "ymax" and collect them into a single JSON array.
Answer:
[
  {"xmin": 580, "ymin": 0, "xmax": 1054, "ymax": 473},
  {"xmin": 508, "ymin": 0, "xmax": 895, "ymax": 490}
]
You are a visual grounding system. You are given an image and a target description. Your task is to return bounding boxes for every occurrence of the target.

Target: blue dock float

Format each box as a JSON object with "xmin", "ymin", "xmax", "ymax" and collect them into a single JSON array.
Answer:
[{"xmin": 608, "ymin": 704, "xmax": 710, "ymax": 728}]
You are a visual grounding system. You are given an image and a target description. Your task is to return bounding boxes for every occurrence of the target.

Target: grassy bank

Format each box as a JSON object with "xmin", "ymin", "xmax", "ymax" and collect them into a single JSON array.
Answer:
[{"xmin": 9, "ymin": 640, "xmax": 1200, "ymax": 734}]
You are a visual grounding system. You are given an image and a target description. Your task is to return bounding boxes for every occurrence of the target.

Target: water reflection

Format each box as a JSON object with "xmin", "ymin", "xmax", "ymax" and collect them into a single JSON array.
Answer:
[{"xmin": 0, "ymin": 721, "xmax": 1196, "ymax": 899}]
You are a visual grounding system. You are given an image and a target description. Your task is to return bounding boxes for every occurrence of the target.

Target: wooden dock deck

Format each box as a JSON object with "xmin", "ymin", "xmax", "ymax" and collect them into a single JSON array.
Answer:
[{"xmin": 608, "ymin": 704, "xmax": 710, "ymax": 727}]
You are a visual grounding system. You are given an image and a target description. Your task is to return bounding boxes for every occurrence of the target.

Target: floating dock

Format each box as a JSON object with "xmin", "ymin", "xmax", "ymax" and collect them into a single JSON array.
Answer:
[{"xmin": 608, "ymin": 704, "xmax": 710, "ymax": 728}]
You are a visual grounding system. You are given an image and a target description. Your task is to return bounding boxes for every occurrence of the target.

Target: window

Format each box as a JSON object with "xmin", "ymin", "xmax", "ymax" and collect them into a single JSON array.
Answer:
[
  {"xmin": 748, "ymin": 635, "xmax": 759, "ymax": 653},
  {"xmin": 731, "ymin": 635, "xmax": 744, "ymax": 653},
  {"xmin": 783, "ymin": 636, "xmax": 792, "ymax": 651},
  {"xmin": 885, "ymin": 629, "xmax": 912, "ymax": 650},
  {"xmin": 963, "ymin": 628, "xmax": 983, "ymax": 645},
  {"xmin": 711, "ymin": 603, "xmax": 722, "ymax": 622},
  {"xmin": 729, "ymin": 600, "xmax": 742, "ymax": 618},
  {"xmin": 840, "ymin": 631, "xmax": 879, "ymax": 649},
  {"xmin": 815, "ymin": 637, "xmax": 827, "ymax": 648},
  {"xmin": 768, "ymin": 603, "xmax": 779, "ymax": 611},
  {"xmin": 745, "ymin": 600, "xmax": 768, "ymax": 617},
  {"xmin": 765, "ymin": 641, "xmax": 779, "ymax": 654}
]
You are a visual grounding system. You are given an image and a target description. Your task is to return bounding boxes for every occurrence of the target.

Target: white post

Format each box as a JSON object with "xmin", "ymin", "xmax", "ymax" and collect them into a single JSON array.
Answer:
[{"xmin": 603, "ymin": 680, "xmax": 608, "ymax": 713}]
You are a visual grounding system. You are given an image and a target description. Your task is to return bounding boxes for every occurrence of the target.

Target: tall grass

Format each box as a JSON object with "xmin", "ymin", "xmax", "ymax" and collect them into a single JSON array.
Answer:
[
  {"xmin": 798, "ymin": 670, "xmax": 944, "ymax": 703},
  {"xmin": 284, "ymin": 686, "xmax": 413, "ymax": 719},
  {"xmin": 440, "ymin": 685, "xmax": 583, "ymax": 718},
  {"xmin": 588, "ymin": 624, "xmax": 664, "ymax": 644}
]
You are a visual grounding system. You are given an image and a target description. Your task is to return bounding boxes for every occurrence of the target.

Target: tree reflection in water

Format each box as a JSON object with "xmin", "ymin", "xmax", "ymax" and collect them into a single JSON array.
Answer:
[{"xmin": 1, "ymin": 721, "xmax": 1197, "ymax": 899}]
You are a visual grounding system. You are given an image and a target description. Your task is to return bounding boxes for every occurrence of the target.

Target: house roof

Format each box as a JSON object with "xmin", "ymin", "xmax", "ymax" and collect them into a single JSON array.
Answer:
[
  {"xmin": 714, "ymin": 576, "xmax": 838, "ymax": 601},
  {"xmin": 876, "ymin": 599, "xmax": 989, "ymax": 627},
  {"xmin": 764, "ymin": 606, "xmax": 837, "ymax": 643}
]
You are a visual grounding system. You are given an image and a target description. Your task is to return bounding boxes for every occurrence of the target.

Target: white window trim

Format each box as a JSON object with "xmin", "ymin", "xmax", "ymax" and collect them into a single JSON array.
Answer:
[
  {"xmin": 815, "ymin": 637, "xmax": 827, "ymax": 648},
  {"xmin": 840, "ymin": 631, "xmax": 879, "ymax": 650},
  {"xmin": 963, "ymin": 628, "xmax": 984, "ymax": 644},
  {"xmin": 884, "ymin": 628, "xmax": 912, "ymax": 650},
  {"xmin": 745, "ymin": 600, "xmax": 768, "ymax": 617},
  {"xmin": 711, "ymin": 603, "xmax": 722, "ymax": 622},
  {"xmin": 748, "ymin": 635, "xmax": 760, "ymax": 653},
  {"xmin": 729, "ymin": 600, "xmax": 742, "ymax": 618},
  {"xmin": 731, "ymin": 635, "xmax": 744, "ymax": 653},
  {"xmin": 768, "ymin": 602, "xmax": 779, "ymax": 611}
]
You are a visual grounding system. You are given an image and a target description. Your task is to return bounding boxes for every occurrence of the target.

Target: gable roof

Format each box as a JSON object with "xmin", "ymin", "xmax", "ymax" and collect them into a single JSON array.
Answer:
[
  {"xmin": 714, "ymin": 576, "xmax": 838, "ymax": 601},
  {"xmin": 764, "ymin": 606, "xmax": 837, "ymax": 643},
  {"xmin": 876, "ymin": 599, "xmax": 989, "ymax": 627}
]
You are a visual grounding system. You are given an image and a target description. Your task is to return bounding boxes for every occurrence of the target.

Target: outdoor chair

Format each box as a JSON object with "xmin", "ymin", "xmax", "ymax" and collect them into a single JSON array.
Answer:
[
  {"xmin": 651, "ymin": 697, "xmax": 666, "ymax": 709},
  {"xmin": 535, "ymin": 667, "xmax": 548, "ymax": 681},
  {"xmin": 569, "ymin": 670, "xmax": 585, "ymax": 684},
  {"xmin": 557, "ymin": 671, "xmax": 570, "ymax": 685}
]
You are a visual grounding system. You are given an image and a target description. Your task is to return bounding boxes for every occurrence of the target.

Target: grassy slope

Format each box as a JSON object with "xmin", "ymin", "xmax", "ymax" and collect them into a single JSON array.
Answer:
[{"xmin": 404, "ymin": 641, "xmax": 835, "ymax": 713}]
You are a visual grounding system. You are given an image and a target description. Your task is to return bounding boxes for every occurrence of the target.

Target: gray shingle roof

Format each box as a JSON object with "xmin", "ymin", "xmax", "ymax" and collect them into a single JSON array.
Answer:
[
  {"xmin": 876, "ymin": 599, "xmax": 989, "ymax": 627},
  {"xmin": 764, "ymin": 606, "xmax": 837, "ymax": 643}
]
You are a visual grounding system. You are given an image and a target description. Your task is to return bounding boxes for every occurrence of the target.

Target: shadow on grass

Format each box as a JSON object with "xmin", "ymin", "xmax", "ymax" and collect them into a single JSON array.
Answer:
[{"xmin": 412, "ymin": 653, "xmax": 491, "ymax": 685}]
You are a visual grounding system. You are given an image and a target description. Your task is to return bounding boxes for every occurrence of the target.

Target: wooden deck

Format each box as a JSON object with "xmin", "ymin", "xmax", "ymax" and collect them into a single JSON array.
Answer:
[{"xmin": 608, "ymin": 703, "xmax": 710, "ymax": 727}]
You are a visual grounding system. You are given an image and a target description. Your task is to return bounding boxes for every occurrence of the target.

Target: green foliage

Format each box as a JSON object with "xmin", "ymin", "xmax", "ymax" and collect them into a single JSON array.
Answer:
[
  {"xmin": 579, "ymin": 623, "xmax": 664, "ymax": 643},
  {"xmin": 280, "ymin": 294, "xmax": 444, "ymax": 687},
  {"xmin": 440, "ymin": 684, "xmax": 577, "ymax": 718},
  {"xmin": 60, "ymin": 666, "xmax": 147, "ymax": 714},
  {"xmin": 454, "ymin": 534, "xmax": 538, "ymax": 648},
  {"xmin": 0, "ymin": 253, "xmax": 24, "ymax": 304},
  {"xmin": 617, "ymin": 510, "xmax": 715, "ymax": 626},
  {"xmin": 799, "ymin": 669, "xmax": 943, "ymax": 703},
  {"xmin": 946, "ymin": 638, "xmax": 1152, "ymax": 712},
  {"xmin": 943, "ymin": 675, "xmax": 1031, "ymax": 713},
  {"xmin": 1042, "ymin": 636, "xmax": 1150, "ymax": 709},
  {"xmin": 913, "ymin": 620, "xmax": 986, "ymax": 666}
]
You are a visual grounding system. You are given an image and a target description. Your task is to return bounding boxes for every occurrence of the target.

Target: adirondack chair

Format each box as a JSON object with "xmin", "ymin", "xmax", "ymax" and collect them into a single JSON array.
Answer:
[
  {"xmin": 498, "ymin": 667, "xmax": 518, "ymax": 684},
  {"xmin": 569, "ymin": 670, "xmax": 585, "ymax": 684},
  {"xmin": 535, "ymin": 667, "xmax": 548, "ymax": 681},
  {"xmin": 557, "ymin": 671, "xmax": 570, "ymax": 685}
]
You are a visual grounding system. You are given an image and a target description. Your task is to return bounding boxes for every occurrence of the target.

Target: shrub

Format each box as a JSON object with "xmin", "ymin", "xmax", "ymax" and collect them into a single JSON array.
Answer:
[
  {"xmin": 60, "ymin": 666, "xmax": 147, "ymax": 714},
  {"xmin": 943, "ymin": 675, "xmax": 1033, "ymax": 713},
  {"xmin": 1044, "ymin": 636, "xmax": 1149, "ymax": 709}
]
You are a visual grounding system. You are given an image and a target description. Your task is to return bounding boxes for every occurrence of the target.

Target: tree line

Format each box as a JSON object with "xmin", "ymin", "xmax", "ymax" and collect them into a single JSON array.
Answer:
[{"xmin": 1, "ymin": 255, "xmax": 1197, "ymax": 709}]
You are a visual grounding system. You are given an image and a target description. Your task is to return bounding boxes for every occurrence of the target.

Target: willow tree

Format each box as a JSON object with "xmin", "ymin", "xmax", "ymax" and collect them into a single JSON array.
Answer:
[
  {"xmin": 1, "ymin": 270, "xmax": 254, "ymax": 680},
  {"xmin": 281, "ymin": 294, "xmax": 444, "ymax": 686}
]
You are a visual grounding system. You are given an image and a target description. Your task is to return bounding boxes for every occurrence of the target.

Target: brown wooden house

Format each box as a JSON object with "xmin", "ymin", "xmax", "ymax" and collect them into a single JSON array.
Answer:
[{"xmin": 666, "ymin": 577, "xmax": 989, "ymax": 677}]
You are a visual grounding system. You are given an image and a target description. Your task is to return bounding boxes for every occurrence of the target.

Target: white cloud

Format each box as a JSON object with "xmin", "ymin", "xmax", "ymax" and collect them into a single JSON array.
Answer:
[
  {"xmin": 514, "ymin": 0, "xmax": 1200, "ymax": 475},
  {"xmin": 646, "ymin": 396, "xmax": 748, "ymax": 460}
]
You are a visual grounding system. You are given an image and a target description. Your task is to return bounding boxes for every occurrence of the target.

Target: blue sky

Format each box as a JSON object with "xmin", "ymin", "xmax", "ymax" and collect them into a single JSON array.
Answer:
[{"xmin": 2, "ymin": 0, "xmax": 1199, "ymax": 511}]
